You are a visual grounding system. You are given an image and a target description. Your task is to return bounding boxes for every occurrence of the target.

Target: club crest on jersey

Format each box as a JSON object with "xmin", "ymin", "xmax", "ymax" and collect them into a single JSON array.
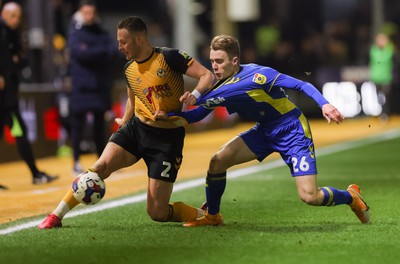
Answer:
[
  {"xmin": 157, "ymin": 68, "xmax": 166, "ymax": 78},
  {"xmin": 252, "ymin": 73, "xmax": 267, "ymax": 85}
]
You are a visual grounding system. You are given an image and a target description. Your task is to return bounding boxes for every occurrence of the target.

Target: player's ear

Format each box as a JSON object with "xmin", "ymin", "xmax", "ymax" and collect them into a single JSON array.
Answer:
[{"xmin": 232, "ymin": 56, "xmax": 239, "ymax": 66}]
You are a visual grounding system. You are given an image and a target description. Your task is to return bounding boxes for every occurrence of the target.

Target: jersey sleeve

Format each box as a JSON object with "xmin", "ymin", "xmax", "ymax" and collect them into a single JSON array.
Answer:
[
  {"xmin": 274, "ymin": 73, "xmax": 329, "ymax": 107},
  {"xmin": 168, "ymin": 105, "xmax": 213, "ymax": 124},
  {"xmin": 162, "ymin": 48, "xmax": 194, "ymax": 74}
]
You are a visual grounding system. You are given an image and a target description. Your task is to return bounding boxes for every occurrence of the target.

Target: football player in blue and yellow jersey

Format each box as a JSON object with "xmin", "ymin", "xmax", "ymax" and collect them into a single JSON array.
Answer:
[
  {"xmin": 173, "ymin": 35, "xmax": 369, "ymax": 226},
  {"xmin": 38, "ymin": 16, "xmax": 214, "ymax": 229}
]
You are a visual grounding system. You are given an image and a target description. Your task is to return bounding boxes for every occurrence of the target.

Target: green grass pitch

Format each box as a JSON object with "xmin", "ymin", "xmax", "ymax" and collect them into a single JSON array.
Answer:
[{"xmin": 1, "ymin": 131, "xmax": 400, "ymax": 264}]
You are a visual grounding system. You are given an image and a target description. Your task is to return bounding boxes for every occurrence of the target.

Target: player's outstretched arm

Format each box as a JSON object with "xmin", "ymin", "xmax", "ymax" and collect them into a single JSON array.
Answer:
[
  {"xmin": 167, "ymin": 106, "xmax": 213, "ymax": 124},
  {"xmin": 321, "ymin": 103, "xmax": 345, "ymax": 124},
  {"xmin": 181, "ymin": 60, "xmax": 214, "ymax": 105},
  {"xmin": 274, "ymin": 74, "xmax": 344, "ymax": 124}
]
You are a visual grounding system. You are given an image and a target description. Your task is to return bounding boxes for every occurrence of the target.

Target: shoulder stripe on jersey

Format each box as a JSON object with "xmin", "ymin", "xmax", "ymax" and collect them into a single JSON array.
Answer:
[{"xmin": 268, "ymin": 73, "xmax": 281, "ymax": 92}]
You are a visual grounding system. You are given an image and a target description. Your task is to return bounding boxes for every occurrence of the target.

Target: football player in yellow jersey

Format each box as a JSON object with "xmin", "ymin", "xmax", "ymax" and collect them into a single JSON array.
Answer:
[{"xmin": 38, "ymin": 16, "xmax": 214, "ymax": 229}]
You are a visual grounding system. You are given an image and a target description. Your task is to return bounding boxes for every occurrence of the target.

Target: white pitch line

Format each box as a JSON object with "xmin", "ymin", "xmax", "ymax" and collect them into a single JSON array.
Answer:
[
  {"xmin": 1, "ymin": 128, "xmax": 399, "ymax": 235},
  {"xmin": 31, "ymin": 187, "xmax": 65, "ymax": 195}
]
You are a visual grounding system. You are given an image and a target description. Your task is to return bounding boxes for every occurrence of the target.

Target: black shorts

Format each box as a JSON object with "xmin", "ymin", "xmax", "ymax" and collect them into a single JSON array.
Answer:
[{"xmin": 109, "ymin": 116, "xmax": 185, "ymax": 183}]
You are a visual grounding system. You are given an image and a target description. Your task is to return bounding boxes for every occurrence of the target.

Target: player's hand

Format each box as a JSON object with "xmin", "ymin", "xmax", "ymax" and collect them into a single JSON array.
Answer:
[
  {"xmin": 0, "ymin": 76, "xmax": 5, "ymax": 90},
  {"xmin": 179, "ymin": 91, "xmax": 197, "ymax": 106},
  {"xmin": 154, "ymin": 109, "xmax": 168, "ymax": 120},
  {"xmin": 322, "ymin": 104, "xmax": 344, "ymax": 124},
  {"xmin": 115, "ymin": 117, "xmax": 126, "ymax": 127}
]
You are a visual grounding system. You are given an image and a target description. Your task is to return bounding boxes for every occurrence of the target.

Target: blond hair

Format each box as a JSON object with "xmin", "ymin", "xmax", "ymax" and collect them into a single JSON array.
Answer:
[{"xmin": 210, "ymin": 35, "xmax": 240, "ymax": 61}]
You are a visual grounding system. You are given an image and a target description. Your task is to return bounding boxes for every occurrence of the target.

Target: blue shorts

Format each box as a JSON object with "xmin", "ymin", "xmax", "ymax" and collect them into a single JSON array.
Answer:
[{"xmin": 239, "ymin": 114, "xmax": 317, "ymax": 176}]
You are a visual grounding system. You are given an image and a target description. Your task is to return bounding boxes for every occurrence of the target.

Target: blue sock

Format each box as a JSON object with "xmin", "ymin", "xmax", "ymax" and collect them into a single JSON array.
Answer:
[
  {"xmin": 205, "ymin": 172, "xmax": 226, "ymax": 215},
  {"xmin": 321, "ymin": 187, "xmax": 352, "ymax": 206}
]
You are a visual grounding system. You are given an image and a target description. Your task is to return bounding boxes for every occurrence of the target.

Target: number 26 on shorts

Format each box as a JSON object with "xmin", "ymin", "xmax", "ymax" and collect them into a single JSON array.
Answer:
[{"xmin": 291, "ymin": 156, "xmax": 310, "ymax": 173}]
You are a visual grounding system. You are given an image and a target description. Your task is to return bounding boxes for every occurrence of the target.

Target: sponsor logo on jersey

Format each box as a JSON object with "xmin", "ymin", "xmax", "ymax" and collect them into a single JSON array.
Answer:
[
  {"xmin": 252, "ymin": 73, "xmax": 267, "ymax": 85},
  {"xmin": 203, "ymin": 97, "xmax": 226, "ymax": 108},
  {"xmin": 143, "ymin": 83, "xmax": 173, "ymax": 103}
]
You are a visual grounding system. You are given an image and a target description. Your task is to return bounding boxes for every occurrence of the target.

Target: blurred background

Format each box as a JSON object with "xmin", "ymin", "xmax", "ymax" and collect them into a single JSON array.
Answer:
[{"xmin": 1, "ymin": 0, "xmax": 399, "ymax": 162}]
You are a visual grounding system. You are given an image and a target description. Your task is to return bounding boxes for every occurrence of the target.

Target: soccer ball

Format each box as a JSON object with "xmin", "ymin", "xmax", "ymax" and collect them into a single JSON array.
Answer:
[{"xmin": 72, "ymin": 171, "xmax": 106, "ymax": 205}]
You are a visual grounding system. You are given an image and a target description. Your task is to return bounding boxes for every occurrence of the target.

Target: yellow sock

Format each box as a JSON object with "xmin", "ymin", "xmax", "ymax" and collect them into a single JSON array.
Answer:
[
  {"xmin": 62, "ymin": 189, "xmax": 80, "ymax": 209},
  {"xmin": 53, "ymin": 189, "xmax": 80, "ymax": 219},
  {"xmin": 169, "ymin": 201, "xmax": 201, "ymax": 222}
]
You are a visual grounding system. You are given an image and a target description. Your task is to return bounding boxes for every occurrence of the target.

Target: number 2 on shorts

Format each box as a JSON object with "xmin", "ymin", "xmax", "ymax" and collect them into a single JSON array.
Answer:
[{"xmin": 161, "ymin": 161, "xmax": 171, "ymax": 178}]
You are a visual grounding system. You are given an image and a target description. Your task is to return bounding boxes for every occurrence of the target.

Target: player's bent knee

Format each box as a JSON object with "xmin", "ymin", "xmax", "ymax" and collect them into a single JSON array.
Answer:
[
  {"xmin": 149, "ymin": 215, "xmax": 166, "ymax": 222},
  {"xmin": 209, "ymin": 153, "xmax": 229, "ymax": 172},
  {"xmin": 147, "ymin": 208, "xmax": 169, "ymax": 222}
]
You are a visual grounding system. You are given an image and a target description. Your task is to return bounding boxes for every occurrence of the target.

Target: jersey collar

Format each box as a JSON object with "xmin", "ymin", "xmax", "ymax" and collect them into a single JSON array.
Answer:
[{"xmin": 136, "ymin": 48, "xmax": 155, "ymax": 64}]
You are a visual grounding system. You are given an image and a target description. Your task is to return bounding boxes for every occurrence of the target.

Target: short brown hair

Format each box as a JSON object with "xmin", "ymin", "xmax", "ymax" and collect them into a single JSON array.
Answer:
[
  {"xmin": 210, "ymin": 35, "xmax": 240, "ymax": 60},
  {"xmin": 117, "ymin": 16, "xmax": 148, "ymax": 34}
]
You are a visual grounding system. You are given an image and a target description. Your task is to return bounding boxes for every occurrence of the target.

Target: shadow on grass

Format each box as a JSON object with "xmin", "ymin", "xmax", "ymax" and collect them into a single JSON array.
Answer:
[
  {"xmin": 217, "ymin": 221, "xmax": 352, "ymax": 233},
  {"xmin": 61, "ymin": 219, "xmax": 374, "ymax": 235}
]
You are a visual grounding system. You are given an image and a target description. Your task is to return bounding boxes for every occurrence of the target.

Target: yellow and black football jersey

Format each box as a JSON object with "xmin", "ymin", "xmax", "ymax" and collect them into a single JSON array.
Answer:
[{"xmin": 123, "ymin": 47, "xmax": 193, "ymax": 127}]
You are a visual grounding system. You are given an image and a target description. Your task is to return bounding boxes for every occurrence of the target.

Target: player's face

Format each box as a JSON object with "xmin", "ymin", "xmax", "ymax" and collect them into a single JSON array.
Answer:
[
  {"xmin": 210, "ymin": 49, "xmax": 237, "ymax": 80},
  {"xmin": 117, "ymin": 29, "xmax": 141, "ymax": 60}
]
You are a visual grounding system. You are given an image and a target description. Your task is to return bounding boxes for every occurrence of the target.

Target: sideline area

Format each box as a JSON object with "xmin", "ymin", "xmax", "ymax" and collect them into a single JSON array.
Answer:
[{"xmin": 0, "ymin": 115, "xmax": 399, "ymax": 224}]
